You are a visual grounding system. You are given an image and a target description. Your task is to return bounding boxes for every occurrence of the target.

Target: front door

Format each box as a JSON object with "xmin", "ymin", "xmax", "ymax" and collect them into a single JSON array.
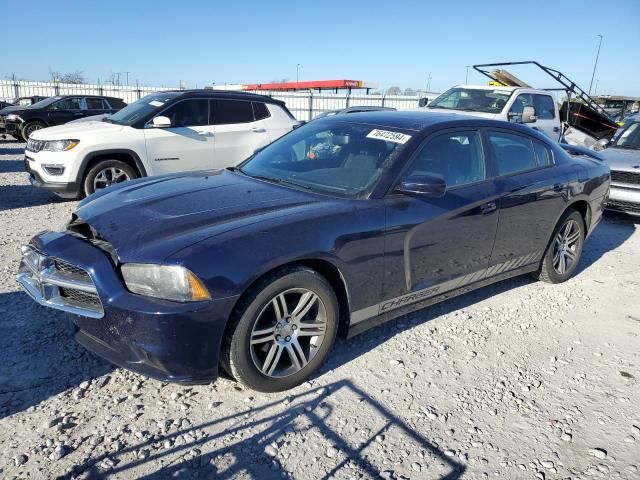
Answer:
[
  {"xmin": 508, "ymin": 93, "xmax": 561, "ymax": 141},
  {"xmin": 382, "ymin": 129, "xmax": 500, "ymax": 312},
  {"xmin": 143, "ymin": 98, "xmax": 215, "ymax": 175},
  {"xmin": 211, "ymin": 99, "xmax": 272, "ymax": 168},
  {"xmin": 46, "ymin": 97, "xmax": 85, "ymax": 125}
]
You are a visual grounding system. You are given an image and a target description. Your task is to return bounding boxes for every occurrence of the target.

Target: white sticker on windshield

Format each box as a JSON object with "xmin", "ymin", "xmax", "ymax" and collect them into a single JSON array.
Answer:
[
  {"xmin": 367, "ymin": 129, "xmax": 412, "ymax": 144},
  {"xmin": 149, "ymin": 100, "xmax": 164, "ymax": 107}
]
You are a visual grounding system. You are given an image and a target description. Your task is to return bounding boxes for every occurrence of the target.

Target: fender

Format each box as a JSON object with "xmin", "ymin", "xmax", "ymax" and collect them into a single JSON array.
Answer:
[{"xmin": 79, "ymin": 149, "xmax": 148, "ymax": 180}]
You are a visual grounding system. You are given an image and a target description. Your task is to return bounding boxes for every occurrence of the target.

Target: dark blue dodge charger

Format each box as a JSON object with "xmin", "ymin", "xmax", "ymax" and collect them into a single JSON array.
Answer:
[{"xmin": 17, "ymin": 112, "xmax": 610, "ymax": 392}]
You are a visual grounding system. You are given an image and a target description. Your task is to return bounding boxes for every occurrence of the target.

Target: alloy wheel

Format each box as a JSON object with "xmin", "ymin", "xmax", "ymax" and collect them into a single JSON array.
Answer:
[
  {"xmin": 93, "ymin": 167, "xmax": 131, "ymax": 191},
  {"xmin": 250, "ymin": 288, "xmax": 327, "ymax": 378},
  {"xmin": 25, "ymin": 124, "xmax": 43, "ymax": 137},
  {"xmin": 552, "ymin": 219, "xmax": 581, "ymax": 274}
]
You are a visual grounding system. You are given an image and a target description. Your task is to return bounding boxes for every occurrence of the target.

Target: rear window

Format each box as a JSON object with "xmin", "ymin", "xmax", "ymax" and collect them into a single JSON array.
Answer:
[
  {"xmin": 108, "ymin": 98, "xmax": 127, "ymax": 109},
  {"xmin": 86, "ymin": 98, "xmax": 107, "ymax": 110},
  {"xmin": 213, "ymin": 99, "xmax": 254, "ymax": 124},
  {"xmin": 489, "ymin": 131, "xmax": 538, "ymax": 176}
]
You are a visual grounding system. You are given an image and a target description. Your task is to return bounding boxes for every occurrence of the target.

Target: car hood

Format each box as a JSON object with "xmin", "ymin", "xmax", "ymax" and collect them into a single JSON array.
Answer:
[
  {"xmin": 74, "ymin": 170, "xmax": 329, "ymax": 263},
  {"xmin": 600, "ymin": 147, "xmax": 640, "ymax": 172},
  {"xmin": 31, "ymin": 120, "xmax": 126, "ymax": 140},
  {"xmin": 0, "ymin": 105, "xmax": 23, "ymax": 115}
]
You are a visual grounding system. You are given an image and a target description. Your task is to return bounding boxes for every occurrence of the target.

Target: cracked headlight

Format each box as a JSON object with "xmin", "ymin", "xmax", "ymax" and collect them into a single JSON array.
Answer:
[
  {"xmin": 42, "ymin": 139, "xmax": 80, "ymax": 152},
  {"xmin": 121, "ymin": 264, "xmax": 211, "ymax": 302},
  {"xmin": 6, "ymin": 113, "xmax": 21, "ymax": 121}
]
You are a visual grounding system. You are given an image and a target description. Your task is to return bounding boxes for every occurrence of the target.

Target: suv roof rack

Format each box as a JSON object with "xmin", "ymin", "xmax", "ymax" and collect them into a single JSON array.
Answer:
[{"xmin": 472, "ymin": 61, "xmax": 611, "ymax": 119}]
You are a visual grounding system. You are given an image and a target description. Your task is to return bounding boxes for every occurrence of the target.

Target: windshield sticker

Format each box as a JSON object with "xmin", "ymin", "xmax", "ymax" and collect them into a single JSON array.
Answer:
[
  {"xmin": 149, "ymin": 100, "xmax": 164, "ymax": 107},
  {"xmin": 366, "ymin": 129, "xmax": 412, "ymax": 144}
]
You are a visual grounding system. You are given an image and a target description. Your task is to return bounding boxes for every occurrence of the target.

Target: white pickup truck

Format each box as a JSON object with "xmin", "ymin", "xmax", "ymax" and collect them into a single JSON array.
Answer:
[{"xmin": 425, "ymin": 85, "xmax": 562, "ymax": 141}]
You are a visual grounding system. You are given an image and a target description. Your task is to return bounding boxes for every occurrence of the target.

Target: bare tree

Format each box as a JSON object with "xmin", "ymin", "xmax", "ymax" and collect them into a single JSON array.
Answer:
[
  {"xmin": 386, "ymin": 86, "xmax": 402, "ymax": 95},
  {"xmin": 60, "ymin": 71, "xmax": 86, "ymax": 84}
]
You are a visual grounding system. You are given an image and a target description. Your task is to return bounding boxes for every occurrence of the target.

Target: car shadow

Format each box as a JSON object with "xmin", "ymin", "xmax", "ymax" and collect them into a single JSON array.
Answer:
[
  {"xmin": 64, "ymin": 380, "xmax": 465, "ymax": 480},
  {"xmin": 0, "ymin": 159, "xmax": 25, "ymax": 173},
  {"xmin": 0, "ymin": 185, "xmax": 69, "ymax": 211},
  {"xmin": 0, "ymin": 291, "xmax": 114, "ymax": 420}
]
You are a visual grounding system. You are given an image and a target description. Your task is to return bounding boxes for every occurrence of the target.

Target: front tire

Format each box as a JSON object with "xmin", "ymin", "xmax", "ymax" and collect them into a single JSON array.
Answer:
[
  {"xmin": 21, "ymin": 121, "xmax": 46, "ymax": 139},
  {"xmin": 536, "ymin": 210, "xmax": 585, "ymax": 284},
  {"xmin": 222, "ymin": 267, "xmax": 339, "ymax": 392},
  {"xmin": 83, "ymin": 160, "xmax": 137, "ymax": 197}
]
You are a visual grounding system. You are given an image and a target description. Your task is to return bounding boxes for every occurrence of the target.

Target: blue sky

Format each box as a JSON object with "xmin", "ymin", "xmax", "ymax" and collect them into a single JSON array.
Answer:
[{"xmin": 3, "ymin": 0, "xmax": 640, "ymax": 95}]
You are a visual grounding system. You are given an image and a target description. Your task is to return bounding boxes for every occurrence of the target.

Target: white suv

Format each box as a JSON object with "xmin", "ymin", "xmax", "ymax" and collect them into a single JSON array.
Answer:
[{"xmin": 24, "ymin": 90, "xmax": 299, "ymax": 198}]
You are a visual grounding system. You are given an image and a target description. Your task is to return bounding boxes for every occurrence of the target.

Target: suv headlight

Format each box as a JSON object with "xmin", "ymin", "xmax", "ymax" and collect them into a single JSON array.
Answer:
[
  {"xmin": 42, "ymin": 139, "xmax": 80, "ymax": 152},
  {"xmin": 121, "ymin": 264, "xmax": 211, "ymax": 302},
  {"xmin": 6, "ymin": 113, "xmax": 20, "ymax": 121}
]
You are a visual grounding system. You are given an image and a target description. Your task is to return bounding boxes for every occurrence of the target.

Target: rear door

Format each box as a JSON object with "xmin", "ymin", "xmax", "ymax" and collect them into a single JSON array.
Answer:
[
  {"xmin": 143, "ymin": 98, "xmax": 215, "ymax": 174},
  {"xmin": 382, "ymin": 129, "xmax": 500, "ymax": 312},
  {"xmin": 211, "ymin": 99, "xmax": 272, "ymax": 168},
  {"xmin": 46, "ymin": 97, "xmax": 85, "ymax": 125},
  {"xmin": 486, "ymin": 129, "xmax": 568, "ymax": 271},
  {"xmin": 85, "ymin": 97, "xmax": 110, "ymax": 118}
]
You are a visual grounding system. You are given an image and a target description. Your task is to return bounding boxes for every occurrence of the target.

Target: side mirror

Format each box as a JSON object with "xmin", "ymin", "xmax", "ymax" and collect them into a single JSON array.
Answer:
[
  {"xmin": 293, "ymin": 121, "xmax": 306, "ymax": 130},
  {"xmin": 150, "ymin": 115, "xmax": 171, "ymax": 128},
  {"xmin": 596, "ymin": 138, "xmax": 610, "ymax": 150},
  {"xmin": 521, "ymin": 106, "xmax": 537, "ymax": 123},
  {"xmin": 397, "ymin": 175, "xmax": 446, "ymax": 197},
  {"xmin": 418, "ymin": 97, "xmax": 429, "ymax": 108}
]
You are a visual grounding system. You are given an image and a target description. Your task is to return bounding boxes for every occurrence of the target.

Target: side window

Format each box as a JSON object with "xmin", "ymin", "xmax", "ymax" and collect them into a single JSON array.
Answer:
[
  {"xmin": 489, "ymin": 131, "xmax": 538, "ymax": 176},
  {"xmin": 162, "ymin": 99, "xmax": 209, "ymax": 127},
  {"xmin": 18, "ymin": 99, "xmax": 31, "ymax": 106},
  {"xmin": 108, "ymin": 98, "xmax": 127, "ymax": 109},
  {"xmin": 50, "ymin": 97, "xmax": 83, "ymax": 110},
  {"xmin": 533, "ymin": 94, "xmax": 556, "ymax": 120},
  {"xmin": 507, "ymin": 94, "xmax": 533, "ymax": 122},
  {"xmin": 533, "ymin": 141, "xmax": 552, "ymax": 166},
  {"xmin": 252, "ymin": 102, "xmax": 270, "ymax": 121},
  {"xmin": 86, "ymin": 98, "xmax": 107, "ymax": 110},
  {"xmin": 404, "ymin": 131, "xmax": 485, "ymax": 187},
  {"xmin": 213, "ymin": 99, "xmax": 254, "ymax": 124}
]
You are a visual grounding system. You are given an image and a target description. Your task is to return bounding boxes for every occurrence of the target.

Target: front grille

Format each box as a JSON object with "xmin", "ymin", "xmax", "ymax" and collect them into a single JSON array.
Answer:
[
  {"xmin": 611, "ymin": 170, "xmax": 640, "ymax": 185},
  {"xmin": 26, "ymin": 138, "xmax": 45, "ymax": 153},
  {"xmin": 16, "ymin": 246, "xmax": 104, "ymax": 318},
  {"xmin": 607, "ymin": 200, "xmax": 640, "ymax": 213}
]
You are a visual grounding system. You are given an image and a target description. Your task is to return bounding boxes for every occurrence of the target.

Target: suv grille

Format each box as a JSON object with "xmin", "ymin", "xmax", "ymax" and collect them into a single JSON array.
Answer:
[
  {"xmin": 611, "ymin": 170, "xmax": 640, "ymax": 186},
  {"xmin": 26, "ymin": 138, "xmax": 45, "ymax": 153},
  {"xmin": 16, "ymin": 246, "xmax": 104, "ymax": 318}
]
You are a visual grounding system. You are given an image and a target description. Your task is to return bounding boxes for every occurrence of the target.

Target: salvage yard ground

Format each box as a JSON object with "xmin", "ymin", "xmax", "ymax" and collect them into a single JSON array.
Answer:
[{"xmin": 0, "ymin": 138, "xmax": 639, "ymax": 479}]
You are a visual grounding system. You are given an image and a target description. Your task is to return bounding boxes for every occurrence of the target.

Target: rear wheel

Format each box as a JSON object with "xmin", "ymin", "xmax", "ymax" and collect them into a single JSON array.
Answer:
[
  {"xmin": 21, "ymin": 121, "xmax": 46, "ymax": 139},
  {"xmin": 83, "ymin": 160, "xmax": 137, "ymax": 196},
  {"xmin": 222, "ymin": 267, "xmax": 339, "ymax": 392},
  {"xmin": 535, "ymin": 210, "xmax": 585, "ymax": 283}
]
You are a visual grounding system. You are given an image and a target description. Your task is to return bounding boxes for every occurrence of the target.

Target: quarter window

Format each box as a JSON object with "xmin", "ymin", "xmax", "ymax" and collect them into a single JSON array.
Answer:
[
  {"xmin": 532, "ymin": 141, "xmax": 552, "ymax": 166},
  {"xmin": 86, "ymin": 98, "xmax": 107, "ymax": 110},
  {"xmin": 213, "ymin": 99, "xmax": 255, "ymax": 124},
  {"xmin": 252, "ymin": 102, "xmax": 270, "ymax": 120},
  {"xmin": 404, "ymin": 131, "xmax": 485, "ymax": 187},
  {"xmin": 489, "ymin": 131, "xmax": 538, "ymax": 175},
  {"xmin": 162, "ymin": 99, "xmax": 209, "ymax": 127}
]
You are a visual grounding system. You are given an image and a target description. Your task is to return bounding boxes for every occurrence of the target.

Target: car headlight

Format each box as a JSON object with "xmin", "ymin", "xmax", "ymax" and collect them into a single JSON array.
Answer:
[
  {"xmin": 42, "ymin": 139, "xmax": 80, "ymax": 152},
  {"xmin": 121, "ymin": 264, "xmax": 211, "ymax": 302},
  {"xmin": 6, "ymin": 113, "xmax": 20, "ymax": 121}
]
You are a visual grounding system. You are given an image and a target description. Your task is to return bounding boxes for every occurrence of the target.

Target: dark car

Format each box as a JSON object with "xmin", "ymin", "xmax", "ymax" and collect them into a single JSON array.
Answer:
[
  {"xmin": 1, "ymin": 97, "xmax": 47, "ymax": 135},
  {"xmin": 1, "ymin": 95, "xmax": 126, "ymax": 141},
  {"xmin": 16, "ymin": 112, "xmax": 610, "ymax": 392}
]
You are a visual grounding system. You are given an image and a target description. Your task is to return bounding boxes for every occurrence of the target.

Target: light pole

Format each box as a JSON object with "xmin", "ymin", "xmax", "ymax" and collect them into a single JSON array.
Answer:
[
  {"xmin": 594, "ymin": 79, "xmax": 599, "ymax": 95},
  {"xmin": 427, "ymin": 72, "xmax": 432, "ymax": 92},
  {"xmin": 296, "ymin": 64, "xmax": 301, "ymax": 83},
  {"xmin": 588, "ymin": 34, "xmax": 603, "ymax": 95},
  {"xmin": 465, "ymin": 65, "xmax": 470, "ymax": 83},
  {"xmin": 125, "ymin": 71, "xmax": 131, "ymax": 85}
]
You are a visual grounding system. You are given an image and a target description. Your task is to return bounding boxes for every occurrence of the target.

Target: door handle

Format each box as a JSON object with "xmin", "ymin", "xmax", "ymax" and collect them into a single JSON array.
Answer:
[
  {"xmin": 196, "ymin": 130, "xmax": 214, "ymax": 136},
  {"xmin": 480, "ymin": 201, "xmax": 497, "ymax": 214},
  {"xmin": 73, "ymin": 112, "xmax": 83, "ymax": 116},
  {"xmin": 553, "ymin": 126, "xmax": 560, "ymax": 132},
  {"xmin": 251, "ymin": 127, "xmax": 266, "ymax": 133}
]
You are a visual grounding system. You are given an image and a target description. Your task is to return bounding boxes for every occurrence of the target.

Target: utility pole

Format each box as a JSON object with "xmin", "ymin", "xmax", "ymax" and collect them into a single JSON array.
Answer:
[
  {"xmin": 427, "ymin": 72, "xmax": 432, "ymax": 92},
  {"xmin": 125, "ymin": 71, "xmax": 131, "ymax": 85},
  {"xmin": 296, "ymin": 64, "xmax": 301, "ymax": 83},
  {"xmin": 594, "ymin": 79, "xmax": 599, "ymax": 95},
  {"xmin": 465, "ymin": 65, "xmax": 470, "ymax": 83},
  {"xmin": 588, "ymin": 34, "xmax": 603, "ymax": 95}
]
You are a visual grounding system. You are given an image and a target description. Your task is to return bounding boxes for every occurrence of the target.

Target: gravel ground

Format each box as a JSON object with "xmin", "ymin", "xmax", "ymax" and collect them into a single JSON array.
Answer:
[{"xmin": 1, "ymin": 137, "xmax": 639, "ymax": 480}]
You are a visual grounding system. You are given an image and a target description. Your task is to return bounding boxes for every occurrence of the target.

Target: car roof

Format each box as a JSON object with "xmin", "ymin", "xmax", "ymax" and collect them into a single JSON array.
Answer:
[{"xmin": 161, "ymin": 89, "xmax": 285, "ymax": 105}]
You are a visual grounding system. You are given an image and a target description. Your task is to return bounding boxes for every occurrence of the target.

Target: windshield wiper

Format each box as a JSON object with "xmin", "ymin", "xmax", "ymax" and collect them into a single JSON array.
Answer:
[
  {"xmin": 428, "ymin": 105, "xmax": 449, "ymax": 109},
  {"xmin": 243, "ymin": 172, "xmax": 313, "ymax": 190}
]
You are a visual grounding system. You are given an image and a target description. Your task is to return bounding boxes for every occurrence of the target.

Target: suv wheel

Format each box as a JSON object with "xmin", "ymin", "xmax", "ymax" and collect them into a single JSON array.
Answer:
[
  {"xmin": 535, "ymin": 210, "xmax": 585, "ymax": 284},
  {"xmin": 21, "ymin": 121, "xmax": 46, "ymax": 139},
  {"xmin": 83, "ymin": 160, "xmax": 137, "ymax": 196},
  {"xmin": 222, "ymin": 266, "xmax": 339, "ymax": 392}
]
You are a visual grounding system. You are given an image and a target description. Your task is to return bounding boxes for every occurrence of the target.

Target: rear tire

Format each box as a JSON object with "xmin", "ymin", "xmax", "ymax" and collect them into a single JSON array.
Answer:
[
  {"xmin": 221, "ymin": 266, "xmax": 339, "ymax": 392},
  {"xmin": 535, "ymin": 210, "xmax": 585, "ymax": 284},
  {"xmin": 83, "ymin": 160, "xmax": 137, "ymax": 197},
  {"xmin": 21, "ymin": 121, "xmax": 46, "ymax": 139}
]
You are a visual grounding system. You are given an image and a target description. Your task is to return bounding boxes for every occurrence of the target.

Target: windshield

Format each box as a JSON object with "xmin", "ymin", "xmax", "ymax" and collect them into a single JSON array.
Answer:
[
  {"xmin": 28, "ymin": 96, "xmax": 61, "ymax": 108},
  {"xmin": 238, "ymin": 120, "xmax": 411, "ymax": 197},
  {"xmin": 612, "ymin": 122, "xmax": 640, "ymax": 149},
  {"xmin": 108, "ymin": 92, "xmax": 181, "ymax": 126},
  {"xmin": 428, "ymin": 87, "xmax": 512, "ymax": 114}
]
